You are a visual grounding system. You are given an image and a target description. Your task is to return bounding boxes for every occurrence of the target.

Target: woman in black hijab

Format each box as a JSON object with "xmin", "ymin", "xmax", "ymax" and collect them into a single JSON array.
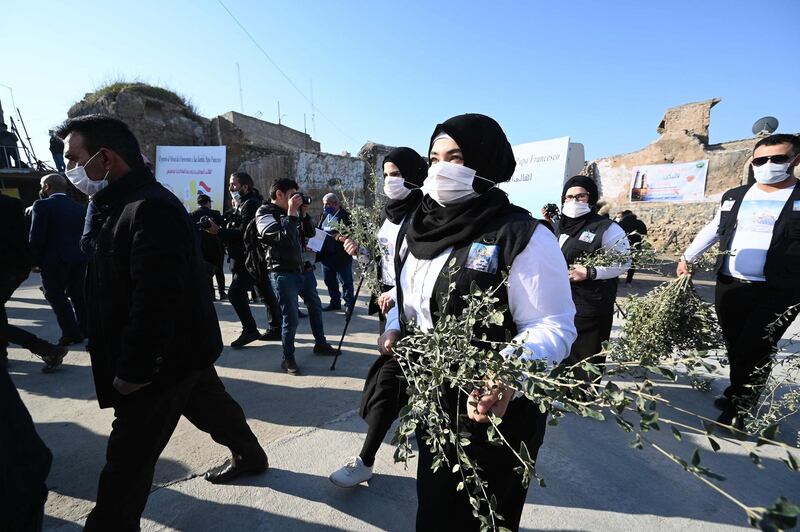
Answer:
[
  {"xmin": 329, "ymin": 147, "xmax": 427, "ymax": 489},
  {"xmin": 381, "ymin": 114, "xmax": 576, "ymax": 531},
  {"xmin": 557, "ymin": 176, "xmax": 629, "ymax": 387}
]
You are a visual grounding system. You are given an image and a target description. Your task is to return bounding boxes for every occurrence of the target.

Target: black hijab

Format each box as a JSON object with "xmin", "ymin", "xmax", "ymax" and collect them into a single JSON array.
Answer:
[
  {"xmin": 406, "ymin": 114, "xmax": 526, "ymax": 260},
  {"xmin": 558, "ymin": 175, "xmax": 600, "ymax": 237},
  {"xmin": 383, "ymin": 147, "xmax": 427, "ymax": 224}
]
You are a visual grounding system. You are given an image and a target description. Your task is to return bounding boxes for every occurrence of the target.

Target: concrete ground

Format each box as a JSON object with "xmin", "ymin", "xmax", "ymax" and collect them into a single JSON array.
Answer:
[{"xmin": 5, "ymin": 268, "xmax": 799, "ymax": 532}]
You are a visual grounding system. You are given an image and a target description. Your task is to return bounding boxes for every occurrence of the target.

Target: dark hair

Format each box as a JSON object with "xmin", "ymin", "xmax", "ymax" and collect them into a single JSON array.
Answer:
[
  {"xmin": 270, "ymin": 178, "xmax": 300, "ymax": 200},
  {"xmin": 622, "ymin": 209, "xmax": 633, "ymax": 216},
  {"xmin": 754, "ymin": 134, "xmax": 800, "ymax": 155},
  {"xmin": 231, "ymin": 171, "xmax": 254, "ymax": 189},
  {"xmin": 55, "ymin": 114, "xmax": 144, "ymax": 169},
  {"xmin": 197, "ymin": 194, "xmax": 211, "ymax": 206}
]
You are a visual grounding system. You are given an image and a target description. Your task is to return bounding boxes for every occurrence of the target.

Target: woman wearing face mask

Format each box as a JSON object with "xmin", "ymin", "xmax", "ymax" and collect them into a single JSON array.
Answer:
[
  {"xmin": 381, "ymin": 114, "xmax": 576, "ymax": 531},
  {"xmin": 557, "ymin": 176, "xmax": 630, "ymax": 388},
  {"xmin": 329, "ymin": 147, "xmax": 427, "ymax": 488}
]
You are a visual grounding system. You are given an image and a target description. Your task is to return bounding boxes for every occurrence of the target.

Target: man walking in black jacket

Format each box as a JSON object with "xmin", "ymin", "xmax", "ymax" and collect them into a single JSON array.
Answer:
[
  {"xmin": 205, "ymin": 172, "xmax": 281, "ymax": 347},
  {"xmin": 59, "ymin": 115, "xmax": 267, "ymax": 532},
  {"xmin": 0, "ymin": 191, "xmax": 67, "ymax": 371}
]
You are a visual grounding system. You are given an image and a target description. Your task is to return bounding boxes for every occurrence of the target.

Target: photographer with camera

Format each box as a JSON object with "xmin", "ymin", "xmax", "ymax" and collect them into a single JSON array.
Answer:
[
  {"xmin": 191, "ymin": 194, "xmax": 226, "ymax": 300},
  {"xmin": 204, "ymin": 172, "xmax": 281, "ymax": 348},
  {"xmin": 256, "ymin": 178, "xmax": 336, "ymax": 375}
]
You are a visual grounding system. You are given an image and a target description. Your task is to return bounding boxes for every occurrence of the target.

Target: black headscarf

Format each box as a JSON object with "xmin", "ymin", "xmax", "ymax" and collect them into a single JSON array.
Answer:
[
  {"xmin": 558, "ymin": 175, "xmax": 600, "ymax": 237},
  {"xmin": 383, "ymin": 147, "xmax": 427, "ymax": 224},
  {"xmin": 406, "ymin": 114, "xmax": 526, "ymax": 259}
]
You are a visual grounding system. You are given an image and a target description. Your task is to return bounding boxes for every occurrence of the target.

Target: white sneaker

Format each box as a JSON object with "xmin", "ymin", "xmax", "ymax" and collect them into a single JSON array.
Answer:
[{"xmin": 329, "ymin": 456, "xmax": 373, "ymax": 488}]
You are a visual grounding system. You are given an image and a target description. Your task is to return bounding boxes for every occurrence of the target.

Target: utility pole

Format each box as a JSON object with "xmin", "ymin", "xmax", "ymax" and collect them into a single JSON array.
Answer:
[
  {"xmin": 310, "ymin": 78, "xmax": 316, "ymax": 137},
  {"xmin": 236, "ymin": 62, "xmax": 244, "ymax": 113}
]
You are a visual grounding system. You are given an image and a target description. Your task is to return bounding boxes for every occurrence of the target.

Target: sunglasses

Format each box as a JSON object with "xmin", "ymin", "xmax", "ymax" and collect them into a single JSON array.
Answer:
[{"xmin": 752, "ymin": 154, "xmax": 795, "ymax": 167}]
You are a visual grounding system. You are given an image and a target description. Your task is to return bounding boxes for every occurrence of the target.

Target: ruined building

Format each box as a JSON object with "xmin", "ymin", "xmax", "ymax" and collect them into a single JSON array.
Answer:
[{"xmin": 589, "ymin": 98, "xmax": 797, "ymax": 249}]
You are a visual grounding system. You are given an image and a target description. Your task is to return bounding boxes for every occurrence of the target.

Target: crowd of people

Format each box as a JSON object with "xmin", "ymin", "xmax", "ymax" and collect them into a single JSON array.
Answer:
[{"xmin": 1, "ymin": 111, "xmax": 798, "ymax": 531}]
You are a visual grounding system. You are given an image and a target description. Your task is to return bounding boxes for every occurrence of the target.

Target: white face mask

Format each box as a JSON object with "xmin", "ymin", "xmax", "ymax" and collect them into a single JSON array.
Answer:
[
  {"xmin": 753, "ymin": 161, "xmax": 792, "ymax": 185},
  {"xmin": 383, "ymin": 175, "xmax": 413, "ymax": 200},
  {"xmin": 65, "ymin": 150, "xmax": 109, "ymax": 197},
  {"xmin": 231, "ymin": 190, "xmax": 241, "ymax": 204},
  {"xmin": 421, "ymin": 161, "xmax": 493, "ymax": 207},
  {"xmin": 561, "ymin": 201, "xmax": 592, "ymax": 218}
]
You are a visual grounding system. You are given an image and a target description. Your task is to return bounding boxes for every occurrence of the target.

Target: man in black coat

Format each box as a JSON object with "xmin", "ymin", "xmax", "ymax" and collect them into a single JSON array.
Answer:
[
  {"xmin": 0, "ymin": 191, "xmax": 67, "ymax": 371},
  {"xmin": 205, "ymin": 171, "xmax": 281, "ymax": 347},
  {"xmin": 315, "ymin": 192, "xmax": 355, "ymax": 313},
  {"xmin": 59, "ymin": 115, "xmax": 267, "ymax": 532},
  {"xmin": 615, "ymin": 209, "xmax": 648, "ymax": 283},
  {"xmin": 191, "ymin": 193, "xmax": 227, "ymax": 300},
  {"xmin": 29, "ymin": 173, "xmax": 89, "ymax": 346}
]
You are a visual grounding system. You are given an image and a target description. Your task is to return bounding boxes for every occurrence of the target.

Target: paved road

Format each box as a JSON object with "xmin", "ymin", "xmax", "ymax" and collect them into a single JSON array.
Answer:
[{"xmin": 5, "ymin": 270, "xmax": 798, "ymax": 531}]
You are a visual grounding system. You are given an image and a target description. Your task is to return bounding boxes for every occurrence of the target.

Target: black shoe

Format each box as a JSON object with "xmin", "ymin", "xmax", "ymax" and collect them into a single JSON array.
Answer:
[
  {"xmin": 219, "ymin": 291, "xmax": 227, "ymax": 300},
  {"xmin": 298, "ymin": 310, "xmax": 308, "ymax": 319},
  {"xmin": 713, "ymin": 396, "xmax": 733, "ymax": 411},
  {"xmin": 204, "ymin": 453, "xmax": 268, "ymax": 484},
  {"xmin": 715, "ymin": 407, "xmax": 746, "ymax": 437},
  {"xmin": 313, "ymin": 342, "xmax": 338, "ymax": 356},
  {"xmin": 58, "ymin": 335, "xmax": 84, "ymax": 347},
  {"xmin": 38, "ymin": 345, "xmax": 68, "ymax": 373},
  {"xmin": 231, "ymin": 330, "xmax": 262, "ymax": 349},
  {"xmin": 259, "ymin": 327, "xmax": 281, "ymax": 341},
  {"xmin": 281, "ymin": 359, "xmax": 299, "ymax": 375},
  {"xmin": 322, "ymin": 303, "xmax": 342, "ymax": 312}
]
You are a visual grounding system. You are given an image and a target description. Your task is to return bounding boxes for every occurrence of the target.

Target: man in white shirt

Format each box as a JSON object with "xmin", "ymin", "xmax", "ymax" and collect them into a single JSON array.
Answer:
[{"xmin": 677, "ymin": 134, "xmax": 800, "ymax": 430}]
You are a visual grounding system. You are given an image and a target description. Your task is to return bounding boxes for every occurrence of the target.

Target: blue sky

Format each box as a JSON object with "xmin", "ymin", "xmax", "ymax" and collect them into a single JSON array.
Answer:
[{"xmin": 3, "ymin": 0, "xmax": 799, "ymax": 167}]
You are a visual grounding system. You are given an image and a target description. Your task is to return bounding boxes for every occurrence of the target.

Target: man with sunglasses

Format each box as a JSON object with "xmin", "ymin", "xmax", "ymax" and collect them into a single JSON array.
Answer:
[{"xmin": 677, "ymin": 133, "xmax": 800, "ymax": 431}]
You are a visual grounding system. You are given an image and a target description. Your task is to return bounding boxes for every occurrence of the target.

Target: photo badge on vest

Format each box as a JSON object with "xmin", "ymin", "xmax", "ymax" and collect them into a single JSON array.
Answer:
[
  {"xmin": 578, "ymin": 230, "xmax": 596, "ymax": 243},
  {"xmin": 466, "ymin": 243, "xmax": 500, "ymax": 274}
]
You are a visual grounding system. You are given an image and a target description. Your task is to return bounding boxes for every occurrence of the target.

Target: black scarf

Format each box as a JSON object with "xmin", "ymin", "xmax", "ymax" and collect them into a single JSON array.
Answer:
[
  {"xmin": 558, "ymin": 175, "xmax": 600, "ymax": 238},
  {"xmin": 408, "ymin": 188, "xmax": 527, "ymax": 259},
  {"xmin": 382, "ymin": 147, "xmax": 428, "ymax": 224},
  {"xmin": 406, "ymin": 114, "xmax": 519, "ymax": 259}
]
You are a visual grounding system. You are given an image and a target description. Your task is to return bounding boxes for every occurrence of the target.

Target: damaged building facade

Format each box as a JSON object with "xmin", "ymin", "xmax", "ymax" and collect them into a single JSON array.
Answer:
[{"xmin": 587, "ymin": 98, "xmax": 796, "ymax": 249}]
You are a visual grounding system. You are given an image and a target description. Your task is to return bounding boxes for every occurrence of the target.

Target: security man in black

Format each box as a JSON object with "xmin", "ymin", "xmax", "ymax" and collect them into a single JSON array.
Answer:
[{"xmin": 678, "ymin": 133, "xmax": 800, "ymax": 429}]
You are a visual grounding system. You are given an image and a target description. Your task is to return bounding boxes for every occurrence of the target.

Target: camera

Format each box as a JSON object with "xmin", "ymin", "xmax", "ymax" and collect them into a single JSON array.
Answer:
[
  {"xmin": 196, "ymin": 215, "xmax": 212, "ymax": 229},
  {"xmin": 293, "ymin": 193, "xmax": 313, "ymax": 205}
]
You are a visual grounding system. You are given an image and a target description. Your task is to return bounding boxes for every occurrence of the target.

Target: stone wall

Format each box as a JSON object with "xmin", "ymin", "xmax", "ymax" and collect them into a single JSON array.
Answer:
[
  {"xmin": 68, "ymin": 87, "xmax": 210, "ymax": 164},
  {"xmin": 220, "ymin": 112, "xmax": 320, "ymax": 153},
  {"xmin": 238, "ymin": 151, "xmax": 368, "ymax": 220}
]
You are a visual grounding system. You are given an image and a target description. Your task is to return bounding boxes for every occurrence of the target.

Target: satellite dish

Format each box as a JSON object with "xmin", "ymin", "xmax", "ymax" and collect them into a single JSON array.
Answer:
[{"xmin": 752, "ymin": 116, "xmax": 779, "ymax": 136}]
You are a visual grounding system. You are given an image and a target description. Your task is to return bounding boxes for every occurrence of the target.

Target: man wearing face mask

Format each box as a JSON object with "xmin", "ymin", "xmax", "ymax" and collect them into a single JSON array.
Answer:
[
  {"xmin": 557, "ymin": 176, "xmax": 629, "ymax": 389},
  {"xmin": 59, "ymin": 115, "xmax": 267, "ymax": 531},
  {"xmin": 28, "ymin": 173, "xmax": 89, "ymax": 347},
  {"xmin": 205, "ymin": 171, "xmax": 281, "ymax": 347},
  {"xmin": 678, "ymin": 133, "xmax": 800, "ymax": 431},
  {"xmin": 316, "ymin": 193, "xmax": 355, "ymax": 313}
]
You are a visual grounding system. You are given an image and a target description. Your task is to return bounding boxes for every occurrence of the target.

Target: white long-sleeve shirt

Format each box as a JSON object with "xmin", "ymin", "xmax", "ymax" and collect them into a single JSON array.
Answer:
[
  {"xmin": 385, "ymin": 224, "xmax": 577, "ymax": 366},
  {"xmin": 682, "ymin": 184, "xmax": 796, "ymax": 281},
  {"xmin": 558, "ymin": 221, "xmax": 631, "ymax": 279}
]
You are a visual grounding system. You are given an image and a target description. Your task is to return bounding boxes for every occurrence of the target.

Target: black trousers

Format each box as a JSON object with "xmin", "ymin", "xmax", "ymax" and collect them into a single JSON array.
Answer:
[
  {"xmin": 715, "ymin": 275, "xmax": 800, "ymax": 404},
  {"xmin": 358, "ymin": 356, "xmax": 407, "ymax": 466},
  {"xmin": 40, "ymin": 261, "xmax": 87, "ymax": 338},
  {"xmin": 416, "ymin": 388, "xmax": 548, "ymax": 532},
  {"xmin": 227, "ymin": 260, "xmax": 280, "ymax": 332},
  {"xmin": 1, "ymin": 270, "xmax": 48, "ymax": 355},
  {"xmin": 563, "ymin": 312, "xmax": 614, "ymax": 384},
  {"xmin": 83, "ymin": 365, "xmax": 264, "ymax": 532}
]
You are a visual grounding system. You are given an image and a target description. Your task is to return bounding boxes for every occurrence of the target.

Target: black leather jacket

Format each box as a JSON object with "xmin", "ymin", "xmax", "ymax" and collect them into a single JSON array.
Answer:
[{"xmin": 255, "ymin": 202, "xmax": 315, "ymax": 273}]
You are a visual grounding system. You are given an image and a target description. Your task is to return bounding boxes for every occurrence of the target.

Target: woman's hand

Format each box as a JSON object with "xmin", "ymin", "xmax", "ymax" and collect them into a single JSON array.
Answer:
[
  {"xmin": 378, "ymin": 329, "xmax": 401, "ymax": 356},
  {"xmin": 568, "ymin": 265, "xmax": 588, "ymax": 283},
  {"xmin": 467, "ymin": 379, "xmax": 514, "ymax": 423},
  {"xmin": 377, "ymin": 291, "xmax": 395, "ymax": 314}
]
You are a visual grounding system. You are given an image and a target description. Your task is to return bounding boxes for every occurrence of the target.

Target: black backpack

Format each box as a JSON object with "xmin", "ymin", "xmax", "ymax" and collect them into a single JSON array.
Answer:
[{"xmin": 243, "ymin": 216, "xmax": 269, "ymax": 282}]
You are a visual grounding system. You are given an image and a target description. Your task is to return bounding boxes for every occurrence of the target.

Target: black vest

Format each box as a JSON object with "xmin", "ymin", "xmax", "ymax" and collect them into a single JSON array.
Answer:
[
  {"xmin": 396, "ymin": 211, "xmax": 538, "ymax": 346},
  {"xmin": 558, "ymin": 215, "xmax": 618, "ymax": 317},
  {"xmin": 715, "ymin": 183, "xmax": 800, "ymax": 288}
]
